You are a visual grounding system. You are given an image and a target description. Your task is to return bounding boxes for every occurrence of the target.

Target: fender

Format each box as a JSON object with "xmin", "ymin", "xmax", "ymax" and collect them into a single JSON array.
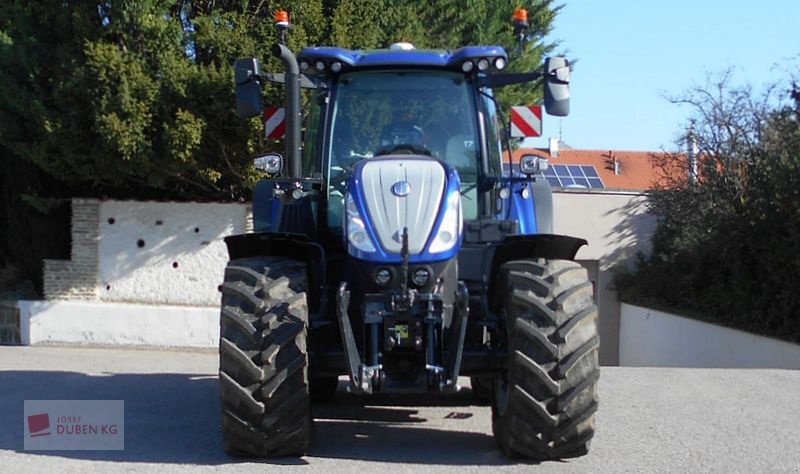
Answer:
[
  {"xmin": 487, "ymin": 234, "xmax": 587, "ymax": 310},
  {"xmin": 224, "ymin": 232, "xmax": 326, "ymax": 313},
  {"xmin": 492, "ymin": 233, "xmax": 587, "ymax": 267}
]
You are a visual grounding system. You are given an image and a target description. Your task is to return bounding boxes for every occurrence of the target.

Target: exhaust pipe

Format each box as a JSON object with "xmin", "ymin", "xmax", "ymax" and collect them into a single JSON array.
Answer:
[{"xmin": 271, "ymin": 44, "xmax": 302, "ymax": 179}]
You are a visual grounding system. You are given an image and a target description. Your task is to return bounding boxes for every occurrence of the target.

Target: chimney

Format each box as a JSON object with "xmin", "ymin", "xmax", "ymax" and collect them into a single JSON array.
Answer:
[
  {"xmin": 549, "ymin": 137, "xmax": 559, "ymax": 157},
  {"xmin": 604, "ymin": 150, "xmax": 621, "ymax": 175}
]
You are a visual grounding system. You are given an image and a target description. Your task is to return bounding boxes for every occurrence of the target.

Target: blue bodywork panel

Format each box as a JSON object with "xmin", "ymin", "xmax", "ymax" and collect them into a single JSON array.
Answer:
[
  {"xmin": 252, "ymin": 180, "xmax": 283, "ymax": 232},
  {"xmin": 505, "ymin": 183, "xmax": 538, "ymax": 234},
  {"xmin": 500, "ymin": 164, "xmax": 540, "ymax": 235}
]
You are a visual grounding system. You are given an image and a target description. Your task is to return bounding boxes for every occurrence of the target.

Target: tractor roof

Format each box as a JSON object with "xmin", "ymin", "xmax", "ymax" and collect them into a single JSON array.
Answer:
[{"xmin": 297, "ymin": 45, "xmax": 508, "ymax": 74}]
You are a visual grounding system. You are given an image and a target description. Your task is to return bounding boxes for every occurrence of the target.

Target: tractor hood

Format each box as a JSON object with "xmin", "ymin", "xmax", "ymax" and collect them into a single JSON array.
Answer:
[{"xmin": 344, "ymin": 156, "xmax": 462, "ymax": 263}]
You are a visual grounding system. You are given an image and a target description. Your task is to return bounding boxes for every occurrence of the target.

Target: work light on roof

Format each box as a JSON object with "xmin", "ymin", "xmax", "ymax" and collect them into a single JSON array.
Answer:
[
  {"xmin": 461, "ymin": 60, "xmax": 474, "ymax": 73},
  {"xmin": 315, "ymin": 60, "xmax": 325, "ymax": 72},
  {"xmin": 494, "ymin": 57, "xmax": 507, "ymax": 70},
  {"xmin": 477, "ymin": 58, "xmax": 490, "ymax": 71},
  {"xmin": 389, "ymin": 42, "xmax": 416, "ymax": 51}
]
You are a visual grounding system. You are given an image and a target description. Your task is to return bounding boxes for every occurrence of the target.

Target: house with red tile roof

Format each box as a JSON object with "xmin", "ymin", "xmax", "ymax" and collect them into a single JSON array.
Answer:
[{"xmin": 512, "ymin": 139, "xmax": 667, "ymax": 192}]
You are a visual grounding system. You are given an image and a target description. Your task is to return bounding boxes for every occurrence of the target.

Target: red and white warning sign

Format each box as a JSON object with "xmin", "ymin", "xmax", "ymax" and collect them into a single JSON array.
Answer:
[
  {"xmin": 263, "ymin": 107, "xmax": 286, "ymax": 139},
  {"xmin": 510, "ymin": 105, "xmax": 542, "ymax": 138}
]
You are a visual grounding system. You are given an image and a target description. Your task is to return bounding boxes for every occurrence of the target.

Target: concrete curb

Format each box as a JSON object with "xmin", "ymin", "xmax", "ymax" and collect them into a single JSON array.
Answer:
[{"xmin": 17, "ymin": 300, "xmax": 218, "ymax": 348}]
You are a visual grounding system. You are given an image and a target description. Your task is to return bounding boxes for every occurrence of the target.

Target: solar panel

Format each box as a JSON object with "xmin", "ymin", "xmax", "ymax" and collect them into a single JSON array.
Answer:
[
  {"xmin": 541, "ymin": 165, "xmax": 605, "ymax": 189},
  {"xmin": 503, "ymin": 162, "xmax": 605, "ymax": 189}
]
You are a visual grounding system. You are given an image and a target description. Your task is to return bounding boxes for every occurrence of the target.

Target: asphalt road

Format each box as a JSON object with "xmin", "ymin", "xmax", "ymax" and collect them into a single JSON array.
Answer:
[{"xmin": 1, "ymin": 346, "xmax": 799, "ymax": 473}]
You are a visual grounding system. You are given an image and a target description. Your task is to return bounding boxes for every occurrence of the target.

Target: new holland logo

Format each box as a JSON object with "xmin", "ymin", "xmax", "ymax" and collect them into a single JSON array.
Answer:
[{"xmin": 391, "ymin": 181, "xmax": 411, "ymax": 197}]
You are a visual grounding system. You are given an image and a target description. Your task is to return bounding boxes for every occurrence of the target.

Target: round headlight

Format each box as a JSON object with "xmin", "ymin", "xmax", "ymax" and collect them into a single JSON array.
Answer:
[
  {"xmin": 461, "ymin": 60, "xmax": 474, "ymax": 73},
  {"xmin": 494, "ymin": 57, "xmax": 507, "ymax": 70},
  {"xmin": 291, "ymin": 188, "xmax": 304, "ymax": 200},
  {"xmin": 412, "ymin": 268, "xmax": 431, "ymax": 286},
  {"xmin": 330, "ymin": 61, "xmax": 343, "ymax": 73},
  {"xmin": 477, "ymin": 58, "xmax": 490, "ymax": 71},
  {"xmin": 375, "ymin": 268, "xmax": 392, "ymax": 286},
  {"xmin": 351, "ymin": 230, "xmax": 367, "ymax": 243}
]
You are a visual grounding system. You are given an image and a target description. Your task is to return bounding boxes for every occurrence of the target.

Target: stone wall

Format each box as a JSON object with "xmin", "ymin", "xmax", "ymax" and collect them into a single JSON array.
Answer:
[{"xmin": 43, "ymin": 199, "xmax": 100, "ymax": 301}]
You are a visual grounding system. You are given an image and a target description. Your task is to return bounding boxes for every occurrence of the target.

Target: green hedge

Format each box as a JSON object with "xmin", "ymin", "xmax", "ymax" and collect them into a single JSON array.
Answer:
[{"xmin": 615, "ymin": 80, "xmax": 800, "ymax": 344}]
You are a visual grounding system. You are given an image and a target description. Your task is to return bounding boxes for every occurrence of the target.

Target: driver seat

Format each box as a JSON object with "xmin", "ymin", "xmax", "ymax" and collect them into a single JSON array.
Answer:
[{"xmin": 379, "ymin": 121, "xmax": 425, "ymax": 148}]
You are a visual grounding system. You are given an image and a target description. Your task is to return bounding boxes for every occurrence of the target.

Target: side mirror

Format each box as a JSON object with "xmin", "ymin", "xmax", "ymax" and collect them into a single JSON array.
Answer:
[
  {"xmin": 544, "ymin": 57, "xmax": 570, "ymax": 117},
  {"xmin": 235, "ymin": 58, "xmax": 263, "ymax": 118},
  {"xmin": 253, "ymin": 154, "xmax": 283, "ymax": 174}
]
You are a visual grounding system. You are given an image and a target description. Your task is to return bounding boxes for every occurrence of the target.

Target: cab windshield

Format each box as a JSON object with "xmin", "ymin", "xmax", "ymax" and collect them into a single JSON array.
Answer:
[
  {"xmin": 325, "ymin": 70, "xmax": 481, "ymax": 230},
  {"xmin": 329, "ymin": 71, "xmax": 478, "ymax": 172}
]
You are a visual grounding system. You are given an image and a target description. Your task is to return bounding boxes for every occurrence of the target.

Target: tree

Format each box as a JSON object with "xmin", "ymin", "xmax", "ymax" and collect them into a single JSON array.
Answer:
[
  {"xmin": 616, "ymin": 69, "xmax": 800, "ymax": 343},
  {"xmin": 0, "ymin": 0, "xmax": 561, "ymax": 294}
]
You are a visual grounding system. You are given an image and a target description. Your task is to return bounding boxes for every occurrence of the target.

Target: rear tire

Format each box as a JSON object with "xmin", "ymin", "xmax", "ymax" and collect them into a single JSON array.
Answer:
[
  {"xmin": 218, "ymin": 257, "xmax": 311, "ymax": 457},
  {"xmin": 492, "ymin": 259, "xmax": 599, "ymax": 460}
]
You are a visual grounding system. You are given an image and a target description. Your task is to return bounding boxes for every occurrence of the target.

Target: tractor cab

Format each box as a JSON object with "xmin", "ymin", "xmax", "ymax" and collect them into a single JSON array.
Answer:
[{"xmin": 294, "ymin": 45, "xmax": 511, "ymax": 228}]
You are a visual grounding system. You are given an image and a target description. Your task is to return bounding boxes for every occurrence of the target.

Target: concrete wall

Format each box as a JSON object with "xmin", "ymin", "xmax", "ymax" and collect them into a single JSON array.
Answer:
[
  {"xmin": 620, "ymin": 303, "xmax": 800, "ymax": 369},
  {"xmin": 553, "ymin": 191, "xmax": 656, "ymax": 365}
]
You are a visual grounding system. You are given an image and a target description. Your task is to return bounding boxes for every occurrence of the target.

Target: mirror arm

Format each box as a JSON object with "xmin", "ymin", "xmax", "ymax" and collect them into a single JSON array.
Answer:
[
  {"xmin": 236, "ymin": 74, "xmax": 262, "ymax": 87},
  {"xmin": 478, "ymin": 72, "xmax": 544, "ymax": 89}
]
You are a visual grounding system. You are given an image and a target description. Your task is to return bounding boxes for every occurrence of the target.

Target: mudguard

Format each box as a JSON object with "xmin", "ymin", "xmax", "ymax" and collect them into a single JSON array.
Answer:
[{"xmin": 224, "ymin": 232, "xmax": 326, "ymax": 313}]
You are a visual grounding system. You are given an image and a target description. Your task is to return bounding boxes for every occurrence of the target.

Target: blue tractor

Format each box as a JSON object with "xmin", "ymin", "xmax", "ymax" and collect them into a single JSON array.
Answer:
[{"xmin": 219, "ymin": 13, "xmax": 598, "ymax": 461}]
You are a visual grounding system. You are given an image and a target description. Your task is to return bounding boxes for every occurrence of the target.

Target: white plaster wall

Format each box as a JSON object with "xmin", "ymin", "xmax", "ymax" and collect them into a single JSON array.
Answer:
[
  {"xmin": 98, "ymin": 201, "xmax": 248, "ymax": 306},
  {"xmin": 620, "ymin": 303, "xmax": 800, "ymax": 369},
  {"xmin": 18, "ymin": 300, "xmax": 218, "ymax": 348},
  {"xmin": 553, "ymin": 192, "xmax": 657, "ymax": 365},
  {"xmin": 553, "ymin": 192, "xmax": 654, "ymax": 266}
]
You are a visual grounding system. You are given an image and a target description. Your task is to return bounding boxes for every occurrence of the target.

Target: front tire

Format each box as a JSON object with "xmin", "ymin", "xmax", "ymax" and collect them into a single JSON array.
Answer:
[
  {"xmin": 470, "ymin": 376, "xmax": 493, "ymax": 403},
  {"xmin": 218, "ymin": 257, "xmax": 311, "ymax": 457},
  {"xmin": 309, "ymin": 376, "xmax": 339, "ymax": 402},
  {"xmin": 492, "ymin": 259, "xmax": 599, "ymax": 460}
]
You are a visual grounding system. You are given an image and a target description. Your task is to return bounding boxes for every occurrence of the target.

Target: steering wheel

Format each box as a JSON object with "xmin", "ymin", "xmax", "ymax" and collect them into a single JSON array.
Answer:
[{"xmin": 374, "ymin": 144, "xmax": 433, "ymax": 157}]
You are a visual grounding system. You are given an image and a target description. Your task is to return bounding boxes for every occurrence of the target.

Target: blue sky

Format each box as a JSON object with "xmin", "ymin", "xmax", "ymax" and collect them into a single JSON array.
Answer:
[{"xmin": 526, "ymin": 1, "xmax": 800, "ymax": 152}]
